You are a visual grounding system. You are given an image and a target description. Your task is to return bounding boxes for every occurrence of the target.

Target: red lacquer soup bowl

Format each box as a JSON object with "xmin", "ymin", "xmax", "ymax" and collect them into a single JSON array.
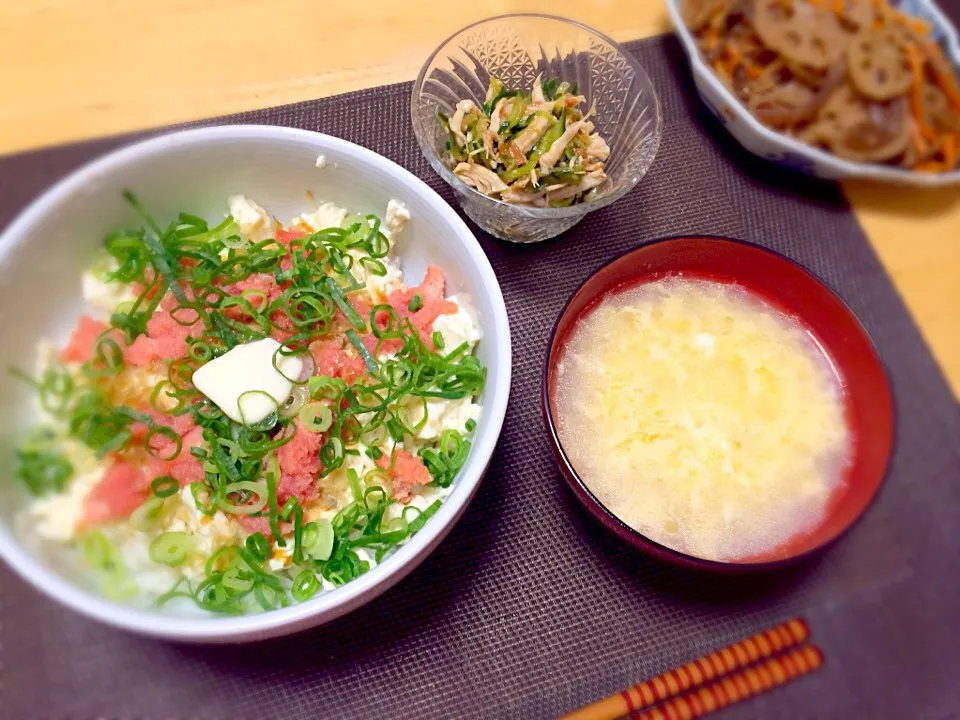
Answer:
[{"xmin": 542, "ymin": 236, "xmax": 895, "ymax": 571}]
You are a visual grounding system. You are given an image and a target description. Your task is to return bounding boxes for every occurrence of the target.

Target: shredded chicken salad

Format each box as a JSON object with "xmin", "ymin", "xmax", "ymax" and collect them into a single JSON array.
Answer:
[
  {"xmin": 13, "ymin": 192, "xmax": 485, "ymax": 614},
  {"xmin": 440, "ymin": 75, "xmax": 612, "ymax": 207}
]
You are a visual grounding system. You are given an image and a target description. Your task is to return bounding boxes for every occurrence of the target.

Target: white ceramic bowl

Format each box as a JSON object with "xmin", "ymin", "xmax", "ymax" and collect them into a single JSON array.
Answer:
[
  {"xmin": 0, "ymin": 126, "xmax": 512, "ymax": 642},
  {"xmin": 666, "ymin": 0, "xmax": 960, "ymax": 186}
]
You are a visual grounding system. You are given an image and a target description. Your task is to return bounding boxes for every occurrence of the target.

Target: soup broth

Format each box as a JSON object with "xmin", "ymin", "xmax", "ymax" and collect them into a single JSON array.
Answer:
[{"xmin": 554, "ymin": 277, "xmax": 850, "ymax": 562}]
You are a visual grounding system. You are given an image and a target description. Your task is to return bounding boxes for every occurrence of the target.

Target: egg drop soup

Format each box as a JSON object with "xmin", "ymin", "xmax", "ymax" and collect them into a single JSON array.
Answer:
[{"xmin": 553, "ymin": 277, "xmax": 851, "ymax": 562}]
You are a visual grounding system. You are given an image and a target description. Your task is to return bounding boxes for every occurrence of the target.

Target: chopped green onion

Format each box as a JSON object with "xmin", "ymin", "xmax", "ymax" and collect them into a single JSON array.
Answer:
[
  {"xmin": 348, "ymin": 468, "xmax": 363, "ymax": 503},
  {"xmin": 292, "ymin": 504, "xmax": 305, "ymax": 564},
  {"xmin": 279, "ymin": 496, "xmax": 298, "ymax": 522},
  {"xmin": 149, "ymin": 380, "xmax": 179, "ymax": 413},
  {"xmin": 253, "ymin": 577, "xmax": 289, "ymax": 610},
  {"xmin": 155, "ymin": 578, "xmax": 193, "ymax": 608},
  {"xmin": 407, "ymin": 500, "xmax": 442, "ymax": 533},
  {"xmin": 92, "ymin": 335, "xmax": 125, "ymax": 376},
  {"xmin": 222, "ymin": 233, "xmax": 248, "ymax": 250},
  {"xmin": 130, "ymin": 496, "xmax": 168, "ymax": 530},
  {"xmin": 299, "ymin": 402, "xmax": 333, "ymax": 433},
  {"xmin": 222, "ymin": 566, "xmax": 255, "ymax": 593},
  {"xmin": 10, "ymin": 365, "xmax": 75, "ymax": 414},
  {"xmin": 149, "ymin": 531, "xmax": 191, "ymax": 567},
  {"xmin": 205, "ymin": 545, "xmax": 239, "ymax": 577},
  {"xmin": 236, "ymin": 390, "xmax": 280, "ymax": 427},
  {"xmin": 302, "ymin": 521, "xmax": 319, "ymax": 549},
  {"xmin": 306, "ymin": 519, "xmax": 335, "ymax": 561},
  {"xmin": 273, "ymin": 342, "xmax": 313, "ymax": 385},
  {"xmin": 188, "ymin": 339, "xmax": 214, "ymax": 362},
  {"xmin": 217, "ymin": 481, "xmax": 268, "ymax": 515},
  {"xmin": 386, "ymin": 418, "xmax": 405, "ymax": 443},
  {"xmin": 123, "ymin": 192, "xmax": 189, "ymax": 307},
  {"xmin": 432, "ymin": 330, "xmax": 445, "ymax": 350},
  {"xmin": 14, "ymin": 428, "xmax": 73, "ymax": 497},
  {"xmin": 360, "ymin": 256, "xmax": 386, "ymax": 277},
  {"xmin": 280, "ymin": 384, "xmax": 310, "ymax": 418},
  {"xmin": 408, "ymin": 294, "xmax": 423, "ymax": 312},
  {"xmin": 150, "ymin": 475, "xmax": 179, "ymax": 498},
  {"xmin": 291, "ymin": 570, "xmax": 321, "ymax": 601},
  {"xmin": 82, "ymin": 530, "xmax": 117, "ymax": 571},
  {"xmin": 323, "ymin": 277, "xmax": 365, "ymax": 331},
  {"xmin": 308, "ymin": 375, "xmax": 347, "ymax": 400},
  {"xmin": 102, "ymin": 573, "xmax": 140, "ymax": 600},
  {"xmin": 346, "ymin": 329, "xmax": 377, "ymax": 373},
  {"xmin": 419, "ymin": 429, "xmax": 472, "ymax": 488},
  {"xmin": 245, "ymin": 533, "xmax": 271, "ymax": 563},
  {"xmin": 190, "ymin": 482, "xmax": 217, "ymax": 515}
]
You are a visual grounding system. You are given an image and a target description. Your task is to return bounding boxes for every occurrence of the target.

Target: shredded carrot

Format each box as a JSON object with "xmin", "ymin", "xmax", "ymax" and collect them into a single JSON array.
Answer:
[
  {"xmin": 891, "ymin": 9, "xmax": 932, "ymax": 35},
  {"xmin": 907, "ymin": 45, "xmax": 938, "ymax": 143},
  {"xmin": 943, "ymin": 134, "xmax": 957, "ymax": 170},
  {"xmin": 833, "ymin": 0, "xmax": 844, "ymax": 14},
  {"xmin": 909, "ymin": 119, "xmax": 928, "ymax": 157},
  {"xmin": 725, "ymin": 60, "xmax": 737, "ymax": 79},
  {"xmin": 726, "ymin": 43, "xmax": 742, "ymax": 66},
  {"xmin": 745, "ymin": 63, "xmax": 763, "ymax": 79},
  {"xmin": 925, "ymin": 43, "xmax": 960, "ymax": 110},
  {"xmin": 914, "ymin": 159, "xmax": 944, "ymax": 173},
  {"xmin": 706, "ymin": 0, "xmax": 729, "ymax": 32},
  {"xmin": 704, "ymin": 29, "xmax": 720, "ymax": 52}
]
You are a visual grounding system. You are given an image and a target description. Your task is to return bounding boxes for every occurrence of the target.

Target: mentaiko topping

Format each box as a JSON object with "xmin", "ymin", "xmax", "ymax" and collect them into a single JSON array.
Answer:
[
  {"xmin": 14, "ymin": 192, "xmax": 484, "ymax": 613},
  {"xmin": 440, "ymin": 75, "xmax": 611, "ymax": 207}
]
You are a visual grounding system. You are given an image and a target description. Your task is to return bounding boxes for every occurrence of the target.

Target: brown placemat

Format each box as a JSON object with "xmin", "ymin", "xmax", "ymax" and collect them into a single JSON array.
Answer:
[{"xmin": 3, "ymin": 33, "xmax": 960, "ymax": 720}]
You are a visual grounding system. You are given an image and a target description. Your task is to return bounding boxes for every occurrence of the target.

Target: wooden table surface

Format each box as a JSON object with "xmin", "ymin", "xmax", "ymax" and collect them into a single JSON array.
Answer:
[{"xmin": 2, "ymin": 0, "xmax": 957, "ymax": 394}]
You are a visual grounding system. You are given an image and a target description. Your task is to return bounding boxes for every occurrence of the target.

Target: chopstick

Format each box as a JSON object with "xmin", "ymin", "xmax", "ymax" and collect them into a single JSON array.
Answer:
[
  {"xmin": 630, "ymin": 645, "xmax": 824, "ymax": 720},
  {"xmin": 560, "ymin": 618, "xmax": 811, "ymax": 720}
]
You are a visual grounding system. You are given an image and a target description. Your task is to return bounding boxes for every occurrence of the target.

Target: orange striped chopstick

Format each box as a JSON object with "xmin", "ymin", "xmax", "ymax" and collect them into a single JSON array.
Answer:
[
  {"xmin": 630, "ymin": 645, "xmax": 824, "ymax": 720},
  {"xmin": 560, "ymin": 618, "xmax": 810, "ymax": 720}
]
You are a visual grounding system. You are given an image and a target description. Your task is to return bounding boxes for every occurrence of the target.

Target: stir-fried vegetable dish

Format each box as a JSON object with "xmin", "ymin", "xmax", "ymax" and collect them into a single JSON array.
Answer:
[{"xmin": 685, "ymin": 0, "xmax": 960, "ymax": 171}]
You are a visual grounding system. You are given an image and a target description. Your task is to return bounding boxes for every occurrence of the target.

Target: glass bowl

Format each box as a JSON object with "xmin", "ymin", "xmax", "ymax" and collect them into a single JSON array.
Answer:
[{"xmin": 411, "ymin": 14, "xmax": 663, "ymax": 243}]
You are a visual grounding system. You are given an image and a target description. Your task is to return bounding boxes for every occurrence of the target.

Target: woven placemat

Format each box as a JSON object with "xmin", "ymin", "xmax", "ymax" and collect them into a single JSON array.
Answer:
[{"xmin": 3, "ymin": 32, "xmax": 960, "ymax": 720}]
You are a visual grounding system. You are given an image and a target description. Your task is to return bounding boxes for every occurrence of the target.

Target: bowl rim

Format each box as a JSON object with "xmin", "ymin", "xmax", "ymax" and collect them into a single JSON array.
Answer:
[
  {"xmin": 410, "ymin": 12, "xmax": 664, "ymax": 217},
  {"xmin": 0, "ymin": 124, "xmax": 513, "ymax": 641},
  {"xmin": 541, "ymin": 234, "xmax": 896, "ymax": 571},
  {"xmin": 664, "ymin": 0, "xmax": 960, "ymax": 186}
]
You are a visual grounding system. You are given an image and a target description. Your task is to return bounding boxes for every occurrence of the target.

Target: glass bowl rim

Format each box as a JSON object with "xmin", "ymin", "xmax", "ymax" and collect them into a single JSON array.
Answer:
[{"xmin": 410, "ymin": 12, "xmax": 664, "ymax": 219}]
